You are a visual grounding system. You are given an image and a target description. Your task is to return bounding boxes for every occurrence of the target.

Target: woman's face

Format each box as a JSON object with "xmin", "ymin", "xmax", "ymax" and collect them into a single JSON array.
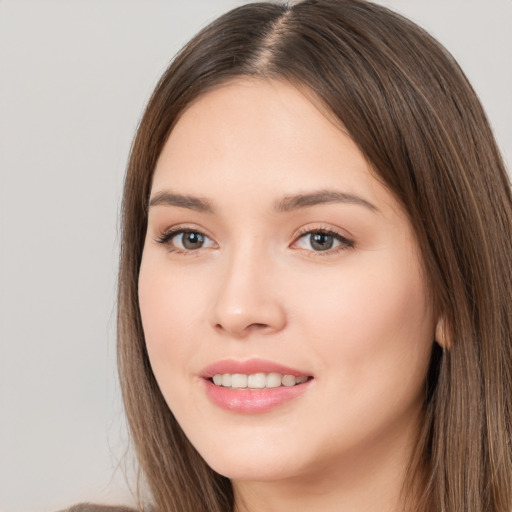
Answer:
[{"xmin": 139, "ymin": 79, "xmax": 435, "ymax": 484}]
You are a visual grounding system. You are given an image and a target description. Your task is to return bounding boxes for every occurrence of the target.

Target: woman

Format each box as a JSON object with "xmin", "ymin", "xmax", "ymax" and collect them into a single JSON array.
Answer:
[{"xmin": 72, "ymin": 0, "xmax": 512, "ymax": 510}]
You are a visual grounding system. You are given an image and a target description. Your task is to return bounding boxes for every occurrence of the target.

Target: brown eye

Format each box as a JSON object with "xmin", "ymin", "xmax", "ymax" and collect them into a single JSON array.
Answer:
[
  {"xmin": 179, "ymin": 231, "xmax": 205, "ymax": 250},
  {"xmin": 155, "ymin": 229, "xmax": 216, "ymax": 252},
  {"xmin": 292, "ymin": 229, "xmax": 354, "ymax": 253},
  {"xmin": 310, "ymin": 232, "xmax": 334, "ymax": 251}
]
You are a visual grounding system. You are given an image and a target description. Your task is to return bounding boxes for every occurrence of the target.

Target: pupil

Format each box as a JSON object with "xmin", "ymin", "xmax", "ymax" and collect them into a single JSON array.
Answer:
[
  {"xmin": 183, "ymin": 232, "xmax": 204, "ymax": 249},
  {"xmin": 311, "ymin": 233, "xmax": 333, "ymax": 251}
]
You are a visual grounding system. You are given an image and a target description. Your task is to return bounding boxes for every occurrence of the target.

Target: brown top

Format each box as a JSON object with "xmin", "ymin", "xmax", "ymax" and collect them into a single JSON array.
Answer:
[{"xmin": 58, "ymin": 504, "xmax": 139, "ymax": 512}]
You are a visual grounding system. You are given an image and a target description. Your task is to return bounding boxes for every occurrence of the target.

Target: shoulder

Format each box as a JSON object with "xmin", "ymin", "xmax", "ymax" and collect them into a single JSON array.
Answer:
[{"xmin": 57, "ymin": 504, "xmax": 140, "ymax": 512}]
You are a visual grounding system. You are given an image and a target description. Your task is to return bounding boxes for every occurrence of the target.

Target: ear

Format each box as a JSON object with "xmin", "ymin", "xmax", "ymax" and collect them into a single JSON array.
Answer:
[{"xmin": 435, "ymin": 316, "xmax": 451, "ymax": 350}]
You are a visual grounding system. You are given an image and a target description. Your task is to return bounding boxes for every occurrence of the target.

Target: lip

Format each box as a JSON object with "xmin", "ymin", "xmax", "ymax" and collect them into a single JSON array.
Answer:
[
  {"xmin": 200, "ymin": 358, "xmax": 312, "ymax": 379},
  {"xmin": 200, "ymin": 358, "xmax": 314, "ymax": 414}
]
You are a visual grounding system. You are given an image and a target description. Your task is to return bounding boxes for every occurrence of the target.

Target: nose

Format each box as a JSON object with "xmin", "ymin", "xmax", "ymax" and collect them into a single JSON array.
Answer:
[{"xmin": 209, "ymin": 247, "xmax": 287, "ymax": 339}]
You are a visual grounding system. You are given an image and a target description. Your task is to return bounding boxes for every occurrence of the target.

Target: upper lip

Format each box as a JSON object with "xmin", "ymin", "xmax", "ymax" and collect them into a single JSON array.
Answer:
[{"xmin": 200, "ymin": 358, "xmax": 312, "ymax": 379}]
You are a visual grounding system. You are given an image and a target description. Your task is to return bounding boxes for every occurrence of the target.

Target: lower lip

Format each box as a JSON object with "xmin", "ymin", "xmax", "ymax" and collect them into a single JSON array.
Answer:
[{"xmin": 202, "ymin": 378, "xmax": 312, "ymax": 414}]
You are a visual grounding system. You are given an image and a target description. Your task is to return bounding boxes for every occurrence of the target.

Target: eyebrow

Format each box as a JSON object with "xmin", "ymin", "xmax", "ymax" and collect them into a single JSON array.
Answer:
[
  {"xmin": 148, "ymin": 191, "xmax": 215, "ymax": 213},
  {"xmin": 147, "ymin": 189, "xmax": 378, "ymax": 214},
  {"xmin": 275, "ymin": 190, "xmax": 378, "ymax": 213}
]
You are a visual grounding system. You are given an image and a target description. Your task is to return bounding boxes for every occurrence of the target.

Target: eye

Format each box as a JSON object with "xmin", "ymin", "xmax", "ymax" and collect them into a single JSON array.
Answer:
[
  {"xmin": 175, "ymin": 231, "xmax": 208, "ymax": 250},
  {"xmin": 292, "ymin": 229, "xmax": 354, "ymax": 253},
  {"xmin": 155, "ymin": 228, "xmax": 216, "ymax": 252}
]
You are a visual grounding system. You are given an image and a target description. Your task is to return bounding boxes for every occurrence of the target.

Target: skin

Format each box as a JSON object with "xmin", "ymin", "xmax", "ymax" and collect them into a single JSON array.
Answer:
[{"xmin": 138, "ymin": 79, "xmax": 437, "ymax": 512}]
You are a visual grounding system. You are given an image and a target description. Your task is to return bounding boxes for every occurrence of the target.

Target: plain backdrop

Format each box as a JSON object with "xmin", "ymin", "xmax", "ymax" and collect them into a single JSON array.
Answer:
[{"xmin": 0, "ymin": 1, "xmax": 510, "ymax": 511}]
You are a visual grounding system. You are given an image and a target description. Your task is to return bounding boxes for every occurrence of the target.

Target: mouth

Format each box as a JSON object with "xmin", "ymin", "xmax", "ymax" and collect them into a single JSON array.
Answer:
[
  {"xmin": 200, "ymin": 359, "xmax": 314, "ymax": 413},
  {"xmin": 210, "ymin": 372, "xmax": 310, "ymax": 389}
]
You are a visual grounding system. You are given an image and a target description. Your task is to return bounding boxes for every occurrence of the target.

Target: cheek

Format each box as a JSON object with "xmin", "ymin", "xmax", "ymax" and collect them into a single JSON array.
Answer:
[
  {"xmin": 138, "ymin": 253, "xmax": 205, "ymax": 383},
  {"xmin": 293, "ymin": 252, "xmax": 433, "ymax": 385}
]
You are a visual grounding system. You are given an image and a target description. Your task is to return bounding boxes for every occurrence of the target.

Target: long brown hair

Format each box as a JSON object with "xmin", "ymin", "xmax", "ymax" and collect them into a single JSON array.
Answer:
[{"xmin": 117, "ymin": 1, "xmax": 512, "ymax": 510}]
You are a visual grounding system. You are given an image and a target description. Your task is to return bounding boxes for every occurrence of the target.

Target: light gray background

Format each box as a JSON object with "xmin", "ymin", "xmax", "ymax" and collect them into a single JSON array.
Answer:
[{"xmin": 1, "ymin": 1, "xmax": 510, "ymax": 511}]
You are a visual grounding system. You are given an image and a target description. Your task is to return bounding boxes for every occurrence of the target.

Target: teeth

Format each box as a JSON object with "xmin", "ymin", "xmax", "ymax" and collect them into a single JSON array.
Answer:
[
  {"xmin": 266, "ymin": 372, "xmax": 282, "ymax": 388},
  {"xmin": 282, "ymin": 374, "xmax": 296, "ymax": 387},
  {"xmin": 211, "ymin": 372, "xmax": 309, "ymax": 389},
  {"xmin": 231, "ymin": 373, "xmax": 247, "ymax": 389},
  {"xmin": 247, "ymin": 373, "xmax": 266, "ymax": 389}
]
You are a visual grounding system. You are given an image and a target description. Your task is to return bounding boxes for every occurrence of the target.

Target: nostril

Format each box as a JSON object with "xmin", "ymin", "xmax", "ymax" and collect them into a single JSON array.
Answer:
[
  {"xmin": 211, "ymin": 300, "xmax": 287, "ymax": 337},
  {"xmin": 215, "ymin": 321, "xmax": 268, "ymax": 331}
]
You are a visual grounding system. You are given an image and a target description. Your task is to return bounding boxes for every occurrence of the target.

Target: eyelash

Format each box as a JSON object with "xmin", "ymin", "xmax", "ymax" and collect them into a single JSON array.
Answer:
[
  {"xmin": 154, "ymin": 226, "xmax": 355, "ymax": 256},
  {"xmin": 154, "ymin": 227, "xmax": 214, "ymax": 256},
  {"xmin": 293, "ymin": 227, "xmax": 355, "ymax": 256}
]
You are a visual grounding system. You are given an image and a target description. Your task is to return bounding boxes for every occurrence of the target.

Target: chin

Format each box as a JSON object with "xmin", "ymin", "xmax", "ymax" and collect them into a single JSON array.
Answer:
[
  {"xmin": 192, "ymin": 431, "xmax": 310, "ymax": 482},
  {"xmin": 206, "ymin": 454, "xmax": 301, "ymax": 482}
]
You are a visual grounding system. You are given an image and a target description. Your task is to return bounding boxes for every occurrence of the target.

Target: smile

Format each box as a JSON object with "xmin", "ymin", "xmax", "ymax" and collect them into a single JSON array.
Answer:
[
  {"xmin": 200, "ymin": 359, "xmax": 314, "ymax": 413},
  {"xmin": 211, "ymin": 373, "xmax": 309, "ymax": 389}
]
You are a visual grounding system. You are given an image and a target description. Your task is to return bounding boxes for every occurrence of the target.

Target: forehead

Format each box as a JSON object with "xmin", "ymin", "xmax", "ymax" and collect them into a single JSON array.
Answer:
[{"xmin": 152, "ymin": 78, "xmax": 399, "ymax": 216}]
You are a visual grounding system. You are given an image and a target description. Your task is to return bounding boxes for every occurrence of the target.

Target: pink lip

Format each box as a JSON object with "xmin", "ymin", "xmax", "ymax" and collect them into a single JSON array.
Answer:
[
  {"xmin": 200, "ymin": 358, "xmax": 311, "ymax": 378},
  {"xmin": 200, "ymin": 358, "xmax": 314, "ymax": 414}
]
